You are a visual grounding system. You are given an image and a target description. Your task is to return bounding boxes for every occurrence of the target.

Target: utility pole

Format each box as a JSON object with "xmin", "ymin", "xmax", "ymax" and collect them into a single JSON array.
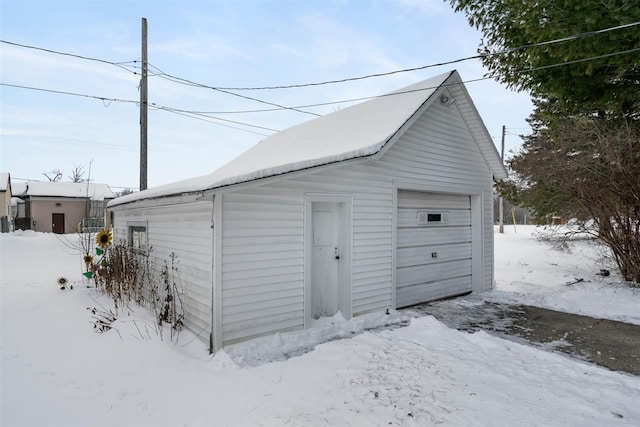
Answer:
[
  {"xmin": 498, "ymin": 125, "xmax": 505, "ymax": 234},
  {"xmin": 139, "ymin": 17, "xmax": 148, "ymax": 191}
]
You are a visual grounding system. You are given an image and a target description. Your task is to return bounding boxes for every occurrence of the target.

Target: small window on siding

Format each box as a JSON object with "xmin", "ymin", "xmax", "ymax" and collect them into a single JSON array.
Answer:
[{"xmin": 129, "ymin": 226, "xmax": 147, "ymax": 252}]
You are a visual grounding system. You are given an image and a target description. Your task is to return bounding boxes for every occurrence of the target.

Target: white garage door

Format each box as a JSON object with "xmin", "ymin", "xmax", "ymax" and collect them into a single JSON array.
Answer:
[{"xmin": 396, "ymin": 191, "xmax": 472, "ymax": 308}]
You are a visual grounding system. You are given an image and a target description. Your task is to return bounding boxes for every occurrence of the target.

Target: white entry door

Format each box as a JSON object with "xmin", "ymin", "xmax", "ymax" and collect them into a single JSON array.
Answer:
[{"xmin": 311, "ymin": 202, "xmax": 340, "ymax": 319}]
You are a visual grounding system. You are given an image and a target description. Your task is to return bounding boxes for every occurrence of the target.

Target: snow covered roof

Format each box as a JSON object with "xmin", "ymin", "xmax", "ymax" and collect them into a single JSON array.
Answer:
[
  {"xmin": 0, "ymin": 173, "xmax": 10, "ymax": 192},
  {"xmin": 111, "ymin": 70, "xmax": 506, "ymax": 207},
  {"xmin": 11, "ymin": 182, "xmax": 27, "ymax": 197},
  {"xmin": 22, "ymin": 181, "xmax": 115, "ymax": 201}
]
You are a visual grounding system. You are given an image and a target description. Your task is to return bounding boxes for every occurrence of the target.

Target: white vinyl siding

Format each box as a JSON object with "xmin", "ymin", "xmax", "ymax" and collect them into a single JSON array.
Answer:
[
  {"xmin": 112, "ymin": 200, "xmax": 213, "ymax": 339},
  {"xmin": 220, "ymin": 171, "xmax": 394, "ymax": 345},
  {"xmin": 219, "ymin": 99, "xmax": 495, "ymax": 345},
  {"xmin": 221, "ymin": 187, "xmax": 304, "ymax": 344}
]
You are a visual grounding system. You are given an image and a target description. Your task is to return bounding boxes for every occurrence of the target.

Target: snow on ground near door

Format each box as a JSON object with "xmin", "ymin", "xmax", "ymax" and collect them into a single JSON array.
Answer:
[
  {"xmin": 1, "ymin": 230, "xmax": 639, "ymax": 427},
  {"xmin": 489, "ymin": 225, "xmax": 640, "ymax": 325}
]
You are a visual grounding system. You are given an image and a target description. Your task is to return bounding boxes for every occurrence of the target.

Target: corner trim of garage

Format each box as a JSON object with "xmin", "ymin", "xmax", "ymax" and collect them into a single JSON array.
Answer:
[{"xmin": 471, "ymin": 192, "xmax": 484, "ymax": 293}]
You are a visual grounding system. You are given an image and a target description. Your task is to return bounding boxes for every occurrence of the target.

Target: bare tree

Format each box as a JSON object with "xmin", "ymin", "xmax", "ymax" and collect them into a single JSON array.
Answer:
[
  {"xmin": 42, "ymin": 169, "xmax": 63, "ymax": 182},
  {"xmin": 69, "ymin": 164, "xmax": 86, "ymax": 183},
  {"xmin": 502, "ymin": 116, "xmax": 640, "ymax": 283},
  {"xmin": 117, "ymin": 188, "xmax": 134, "ymax": 197}
]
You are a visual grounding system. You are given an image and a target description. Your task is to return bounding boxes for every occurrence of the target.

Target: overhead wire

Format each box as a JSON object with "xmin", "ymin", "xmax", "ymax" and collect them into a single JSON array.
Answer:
[
  {"xmin": 3, "ymin": 21, "xmax": 637, "ymax": 119},
  {"xmin": 5, "ymin": 46, "xmax": 638, "ymax": 113},
  {"xmin": 3, "ymin": 20, "xmax": 637, "ymax": 92},
  {"xmin": 2, "ymin": 38, "xmax": 306, "ymax": 115},
  {"xmin": 3, "ymin": 45, "xmax": 638, "ymax": 134},
  {"xmin": 154, "ymin": 105, "xmax": 278, "ymax": 132},
  {"xmin": 150, "ymin": 22, "xmax": 640, "ymax": 116},
  {"xmin": 0, "ymin": 83, "xmax": 280, "ymax": 135},
  {"xmin": 155, "ymin": 46, "xmax": 640, "ymax": 115},
  {"xmin": 0, "ymin": 83, "xmax": 139, "ymax": 105},
  {"xmin": 520, "ymin": 47, "xmax": 640, "ymax": 72},
  {"xmin": 153, "ymin": 107, "xmax": 273, "ymax": 137},
  {"xmin": 148, "ymin": 21, "xmax": 640, "ymax": 91},
  {"xmin": 0, "ymin": 74, "xmax": 489, "ymax": 118},
  {"xmin": 0, "ymin": 39, "xmax": 139, "ymax": 75},
  {"xmin": 0, "ymin": 38, "xmax": 314, "ymax": 117},
  {"xmin": 149, "ymin": 63, "xmax": 320, "ymax": 117}
]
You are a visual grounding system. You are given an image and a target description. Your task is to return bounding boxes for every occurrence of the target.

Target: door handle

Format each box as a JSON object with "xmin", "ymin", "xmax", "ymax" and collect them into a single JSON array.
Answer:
[{"xmin": 334, "ymin": 247, "xmax": 340, "ymax": 260}]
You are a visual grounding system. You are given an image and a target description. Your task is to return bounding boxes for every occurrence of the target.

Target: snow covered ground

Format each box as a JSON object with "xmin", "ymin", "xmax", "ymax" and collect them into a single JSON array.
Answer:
[
  {"xmin": 1, "ymin": 228, "xmax": 639, "ymax": 426},
  {"xmin": 490, "ymin": 225, "xmax": 640, "ymax": 325}
]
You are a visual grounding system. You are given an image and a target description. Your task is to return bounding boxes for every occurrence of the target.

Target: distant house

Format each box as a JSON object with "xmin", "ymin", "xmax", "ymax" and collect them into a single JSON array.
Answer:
[
  {"xmin": 109, "ymin": 70, "xmax": 507, "ymax": 352},
  {"xmin": 0, "ymin": 173, "xmax": 12, "ymax": 232},
  {"xmin": 13, "ymin": 181, "xmax": 115, "ymax": 234}
]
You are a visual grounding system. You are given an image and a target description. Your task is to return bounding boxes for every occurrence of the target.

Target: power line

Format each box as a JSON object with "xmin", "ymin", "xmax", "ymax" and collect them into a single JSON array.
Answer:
[
  {"xmin": 156, "ymin": 105, "xmax": 278, "ymax": 132},
  {"xmin": 0, "ymin": 37, "xmax": 319, "ymax": 118},
  {"xmin": 155, "ymin": 107, "xmax": 273, "ymax": 137},
  {"xmin": 0, "ymin": 83, "xmax": 138, "ymax": 105},
  {"xmin": 147, "ymin": 79, "xmax": 496, "ymax": 115},
  {"xmin": 0, "ymin": 83, "xmax": 279, "ymax": 133},
  {"xmin": 4, "ymin": 20, "xmax": 636, "ymax": 118},
  {"xmin": 150, "ymin": 21, "xmax": 640, "ymax": 91},
  {"xmin": 157, "ymin": 46, "xmax": 640, "ymax": 115},
  {"xmin": 4, "ymin": 20, "xmax": 637, "ymax": 94},
  {"xmin": 149, "ymin": 64, "xmax": 320, "ymax": 117},
  {"xmin": 522, "ymin": 47, "xmax": 640, "ymax": 72},
  {"xmin": 0, "ymin": 39, "xmax": 138, "ymax": 75},
  {"xmin": 4, "ymin": 45, "xmax": 638, "ymax": 132}
]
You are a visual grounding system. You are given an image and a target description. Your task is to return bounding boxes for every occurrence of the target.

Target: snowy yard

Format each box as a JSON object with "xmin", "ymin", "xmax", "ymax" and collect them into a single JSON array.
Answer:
[
  {"xmin": 1, "ymin": 227, "xmax": 639, "ymax": 426},
  {"xmin": 490, "ymin": 225, "xmax": 640, "ymax": 325}
]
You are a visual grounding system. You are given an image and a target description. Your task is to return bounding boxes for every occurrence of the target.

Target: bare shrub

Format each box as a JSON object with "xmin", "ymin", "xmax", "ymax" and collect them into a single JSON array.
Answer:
[
  {"xmin": 94, "ymin": 243, "xmax": 147, "ymax": 311},
  {"xmin": 91, "ymin": 243, "xmax": 185, "ymax": 340},
  {"xmin": 158, "ymin": 253, "xmax": 185, "ymax": 341},
  {"xmin": 87, "ymin": 306, "xmax": 119, "ymax": 336}
]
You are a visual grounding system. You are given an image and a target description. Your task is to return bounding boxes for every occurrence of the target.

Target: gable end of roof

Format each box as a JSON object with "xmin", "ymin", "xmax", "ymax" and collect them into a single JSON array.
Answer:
[{"xmin": 109, "ymin": 70, "xmax": 507, "ymax": 207}]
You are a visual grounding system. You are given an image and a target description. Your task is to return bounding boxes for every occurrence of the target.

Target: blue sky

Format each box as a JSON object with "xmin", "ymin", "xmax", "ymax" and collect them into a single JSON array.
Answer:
[{"xmin": 0, "ymin": 0, "xmax": 532, "ymax": 190}]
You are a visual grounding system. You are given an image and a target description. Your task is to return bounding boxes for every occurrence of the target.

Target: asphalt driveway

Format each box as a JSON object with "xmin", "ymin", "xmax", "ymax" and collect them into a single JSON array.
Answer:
[{"xmin": 404, "ymin": 299, "xmax": 640, "ymax": 376}]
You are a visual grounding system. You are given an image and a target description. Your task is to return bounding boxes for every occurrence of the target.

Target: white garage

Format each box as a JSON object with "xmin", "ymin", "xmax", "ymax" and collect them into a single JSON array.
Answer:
[
  {"xmin": 395, "ymin": 191, "xmax": 473, "ymax": 308},
  {"xmin": 109, "ymin": 70, "xmax": 507, "ymax": 352}
]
